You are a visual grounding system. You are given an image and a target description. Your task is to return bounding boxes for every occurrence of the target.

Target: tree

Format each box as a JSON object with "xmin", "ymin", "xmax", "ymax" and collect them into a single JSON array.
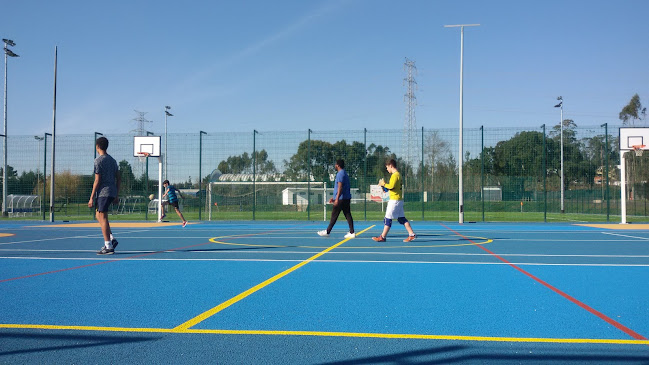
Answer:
[
  {"xmin": 619, "ymin": 94, "xmax": 647, "ymax": 200},
  {"xmin": 216, "ymin": 149, "xmax": 277, "ymax": 175},
  {"xmin": 119, "ymin": 160, "xmax": 136, "ymax": 195},
  {"xmin": 424, "ymin": 131, "xmax": 454, "ymax": 195},
  {"xmin": 284, "ymin": 139, "xmax": 390, "ymax": 190},
  {"xmin": 619, "ymin": 94, "xmax": 647, "ymax": 126},
  {"xmin": 218, "ymin": 152, "xmax": 252, "ymax": 174}
]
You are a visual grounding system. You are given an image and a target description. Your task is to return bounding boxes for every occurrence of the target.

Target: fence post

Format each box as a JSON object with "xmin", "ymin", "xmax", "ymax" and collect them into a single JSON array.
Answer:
[
  {"xmin": 481, "ymin": 125, "xmax": 484, "ymax": 222},
  {"xmin": 421, "ymin": 126, "xmax": 424, "ymax": 220},
  {"xmin": 43, "ymin": 133, "xmax": 51, "ymax": 221},
  {"xmin": 199, "ymin": 131, "xmax": 206, "ymax": 221},
  {"xmin": 364, "ymin": 128, "xmax": 367, "ymax": 221},
  {"xmin": 601, "ymin": 123, "xmax": 609, "ymax": 222},
  {"xmin": 542, "ymin": 124, "xmax": 547, "ymax": 223},
  {"xmin": 144, "ymin": 131, "xmax": 154, "ymax": 221},
  {"xmin": 307, "ymin": 129, "xmax": 311, "ymax": 221},
  {"xmin": 253, "ymin": 130, "xmax": 257, "ymax": 221}
]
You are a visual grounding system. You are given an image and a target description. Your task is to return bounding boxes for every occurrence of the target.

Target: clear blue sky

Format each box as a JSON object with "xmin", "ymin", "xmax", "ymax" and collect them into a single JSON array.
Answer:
[{"xmin": 2, "ymin": 0, "xmax": 648, "ymax": 136}]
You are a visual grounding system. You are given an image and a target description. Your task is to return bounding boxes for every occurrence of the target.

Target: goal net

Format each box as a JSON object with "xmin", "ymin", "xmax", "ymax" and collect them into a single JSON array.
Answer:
[{"xmin": 208, "ymin": 181, "xmax": 328, "ymax": 221}]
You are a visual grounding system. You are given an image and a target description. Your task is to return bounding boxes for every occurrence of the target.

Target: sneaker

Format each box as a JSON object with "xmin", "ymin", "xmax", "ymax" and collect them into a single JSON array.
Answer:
[
  {"xmin": 344, "ymin": 232, "xmax": 356, "ymax": 239},
  {"xmin": 160, "ymin": 214, "xmax": 166, "ymax": 220},
  {"xmin": 372, "ymin": 236, "xmax": 386, "ymax": 242},
  {"xmin": 403, "ymin": 235, "xmax": 416, "ymax": 242},
  {"xmin": 317, "ymin": 230, "xmax": 330, "ymax": 237},
  {"xmin": 97, "ymin": 246, "xmax": 114, "ymax": 255},
  {"xmin": 182, "ymin": 221, "xmax": 188, "ymax": 228},
  {"xmin": 111, "ymin": 239, "xmax": 118, "ymax": 250}
]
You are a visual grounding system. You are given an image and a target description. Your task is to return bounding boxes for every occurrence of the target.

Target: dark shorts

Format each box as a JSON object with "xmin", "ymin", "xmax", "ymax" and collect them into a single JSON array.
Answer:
[
  {"xmin": 168, "ymin": 200, "xmax": 179, "ymax": 209},
  {"xmin": 96, "ymin": 197, "xmax": 114, "ymax": 213}
]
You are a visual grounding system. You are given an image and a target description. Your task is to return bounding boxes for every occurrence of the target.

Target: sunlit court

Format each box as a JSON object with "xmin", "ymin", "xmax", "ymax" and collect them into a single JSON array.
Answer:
[
  {"xmin": 1, "ymin": 221, "xmax": 648, "ymax": 363},
  {"xmin": 3, "ymin": 0, "xmax": 649, "ymax": 363}
]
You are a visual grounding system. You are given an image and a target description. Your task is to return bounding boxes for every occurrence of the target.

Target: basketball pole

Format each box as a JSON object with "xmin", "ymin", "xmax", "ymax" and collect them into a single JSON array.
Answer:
[
  {"xmin": 158, "ymin": 155, "xmax": 163, "ymax": 222},
  {"xmin": 620, "ymin": 149, "xmax": 626, "ymax": 224}
]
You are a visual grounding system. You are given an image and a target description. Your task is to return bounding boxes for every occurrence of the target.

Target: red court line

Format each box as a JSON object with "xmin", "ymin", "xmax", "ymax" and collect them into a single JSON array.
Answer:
[
  {"xmin": 441, "ymin": 224, "xmax": 648, "ymax": 341},
  {"xmin": 0, "ymin": 226, "xmax": 303, "ymax": 284}
]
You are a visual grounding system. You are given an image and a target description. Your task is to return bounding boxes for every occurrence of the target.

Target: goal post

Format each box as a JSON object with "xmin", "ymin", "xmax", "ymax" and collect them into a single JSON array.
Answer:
[{"xmin": 208, "ymin": 181, "xmax": 327, "ymax": 221}]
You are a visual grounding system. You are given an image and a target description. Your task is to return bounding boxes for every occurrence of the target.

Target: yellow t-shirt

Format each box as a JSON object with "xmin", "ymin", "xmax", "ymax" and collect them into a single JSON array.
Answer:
[{"xmin": 383, "ymin": 171, "xmax": 402, "ymax": 200}]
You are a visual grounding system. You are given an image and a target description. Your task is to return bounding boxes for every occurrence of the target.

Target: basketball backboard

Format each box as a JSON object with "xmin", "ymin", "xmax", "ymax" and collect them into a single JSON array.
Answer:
[
  {"xmin": 619, "ymin": 127, "xmax": 649, "ymax": 150},
  {"xmin": 133, "ymin": 136, "xmax": 161, "ymax": 157}
]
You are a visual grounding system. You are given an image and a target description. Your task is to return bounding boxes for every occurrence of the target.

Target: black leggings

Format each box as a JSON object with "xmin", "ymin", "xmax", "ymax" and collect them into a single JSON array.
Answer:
[{"xmin": 327, "ymin": 199, "xmax": 354, "ymax": 234}]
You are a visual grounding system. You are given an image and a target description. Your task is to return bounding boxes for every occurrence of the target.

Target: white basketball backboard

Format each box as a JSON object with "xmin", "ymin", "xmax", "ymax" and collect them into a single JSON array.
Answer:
[
  {"xmin": 133, "ymin": 136, "xmax": 161, "ymax": 157},
  {"xmin": 619, "ymin": 127, "xmax": 649, "ymax": 150}
]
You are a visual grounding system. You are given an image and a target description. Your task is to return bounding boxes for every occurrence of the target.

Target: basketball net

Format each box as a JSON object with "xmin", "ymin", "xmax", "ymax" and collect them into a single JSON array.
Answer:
[
  {"xmin": 632, "ymin": 145, "xmax": 645, "ymax": 157},
  {"xmin": 137, "ymin": 152, "xmax": 150, "ymax": 163}
]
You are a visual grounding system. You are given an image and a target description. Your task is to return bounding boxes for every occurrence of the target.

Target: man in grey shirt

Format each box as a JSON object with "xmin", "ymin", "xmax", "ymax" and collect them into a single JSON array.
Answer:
[{"xmin": 88, "ymin": 137, "xmax": 121, "ymax": 255}]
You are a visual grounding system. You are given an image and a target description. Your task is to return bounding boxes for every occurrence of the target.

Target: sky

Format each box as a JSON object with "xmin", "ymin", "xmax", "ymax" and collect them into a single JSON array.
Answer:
[{"xmin": 1, "ymin": 0, "xmax": 648, "ymax": 137}]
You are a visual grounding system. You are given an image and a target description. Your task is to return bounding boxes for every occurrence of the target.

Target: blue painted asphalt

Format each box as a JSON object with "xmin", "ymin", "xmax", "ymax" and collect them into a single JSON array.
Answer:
[{"xmin": 1, "ymin": 221, "xmax": 648, "ymax": 363}]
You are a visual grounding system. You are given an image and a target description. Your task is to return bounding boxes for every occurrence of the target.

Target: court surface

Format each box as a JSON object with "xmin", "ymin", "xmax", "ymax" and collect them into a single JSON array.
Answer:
[{"xmin": 1, "ymin": 221, "xmax": 649, "ymax": 364}]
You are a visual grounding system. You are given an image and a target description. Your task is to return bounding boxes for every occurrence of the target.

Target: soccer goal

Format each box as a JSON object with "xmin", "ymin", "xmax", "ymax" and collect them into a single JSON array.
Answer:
[{"xmin": 208, "ymin": 181, "xmax": 327, "ymax": 221}]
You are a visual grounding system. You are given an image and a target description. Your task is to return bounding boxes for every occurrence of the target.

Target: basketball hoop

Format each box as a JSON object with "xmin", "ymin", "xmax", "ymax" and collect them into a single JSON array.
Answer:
[
  {"xmin": 137, "ymin": 152, "xmax": 150, "ymax": 163},
  {"xmin": 632, "ymin": 145, "xmax": 645, "ymax": 157}
]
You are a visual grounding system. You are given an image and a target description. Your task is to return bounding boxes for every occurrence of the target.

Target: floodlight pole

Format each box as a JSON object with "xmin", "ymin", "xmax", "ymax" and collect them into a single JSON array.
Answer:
[
  {"xmin": 3, "ymin": 38, "xmax": 19, "ymax": 216},
  {"xmin": 164, "ymin": 106, "xmax": 172, "ymax": 180},
  {"xmin": 445, "ymin": 24, "xmax": 479, "ymax": 224}
]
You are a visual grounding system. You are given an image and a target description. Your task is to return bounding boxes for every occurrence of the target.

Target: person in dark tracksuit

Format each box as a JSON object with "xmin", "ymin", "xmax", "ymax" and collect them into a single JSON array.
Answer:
[{"xmin": 317, "ymin": 159, "xmax": 355, "ymax": 239}]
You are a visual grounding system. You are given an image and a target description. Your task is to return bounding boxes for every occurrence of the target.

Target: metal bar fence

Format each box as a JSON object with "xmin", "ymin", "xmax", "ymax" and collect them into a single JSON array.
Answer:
[{"xmin": 0, "ymin": 125, "xmax": 644, "ymax": 222}]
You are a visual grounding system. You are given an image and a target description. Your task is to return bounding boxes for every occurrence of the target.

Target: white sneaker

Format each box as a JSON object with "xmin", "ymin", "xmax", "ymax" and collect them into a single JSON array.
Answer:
[
  {"xmin": 344, "ymin": 232, "xmax": 356, "ymax": 239},
  {"xmin": 317, "ymin": 230, "xmax": 330, "ymax": 237}
]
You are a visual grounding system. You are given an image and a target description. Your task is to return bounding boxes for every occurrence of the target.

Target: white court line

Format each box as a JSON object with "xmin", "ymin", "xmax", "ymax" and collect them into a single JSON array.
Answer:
[
  {"xmin": 0, "ymin": 229, "xmax": 148, "ymax": 245},
  {"xmin": 602, "ymin": 232, "xmax": 649, "ymax": 240},
  {"xmin": 2, "ymin": 249, "xmax": 649, "ymax": 259},
  {"xmin": 1, "ymin": 256, "xmax": 648, "ymax": 267}
]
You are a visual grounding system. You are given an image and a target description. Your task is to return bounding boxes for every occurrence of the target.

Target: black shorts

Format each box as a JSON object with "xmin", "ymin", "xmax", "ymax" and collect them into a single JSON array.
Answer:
[
  {"xmin": 168, "ymin": 200, "xmax": 179, "ymax": 209},
  {"xmin": 96, "ymin": 197, "xmax": 114, "ymax": 213}
]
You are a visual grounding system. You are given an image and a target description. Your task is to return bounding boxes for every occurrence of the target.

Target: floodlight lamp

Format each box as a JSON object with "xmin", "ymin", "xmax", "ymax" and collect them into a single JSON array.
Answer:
[
  {"xmin": 5, "ymin": 49, "xmax": 19, "ymax": 57},
  {"xmin": 2, "ymin": 39, "xmax": 16, "ymax": 47},
  {"xmin": 165, "ymin": 106, "xmax": 171, "ymax": 110},
  {"xmin": 557, "ymin": 96, "xmax": 562, "ymax": 101},
  {"xmin": 165, "ymin": 111, "xmax": 173, "ymax": 116}
]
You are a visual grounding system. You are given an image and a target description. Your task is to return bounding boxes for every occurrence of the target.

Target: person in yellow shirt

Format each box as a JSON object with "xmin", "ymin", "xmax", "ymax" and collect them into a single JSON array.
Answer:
[{"xmin": 373, "ymin": 159, "xmax": 416, "ymax": 242}]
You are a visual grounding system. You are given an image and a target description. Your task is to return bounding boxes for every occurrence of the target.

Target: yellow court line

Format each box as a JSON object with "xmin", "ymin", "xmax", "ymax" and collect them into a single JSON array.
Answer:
[
  {"xmin": 1, "ymin": 324, "xmax": 648, "ymax": 345},
  {"xmin": 173, "ymin": 225, "xmax": 375, "ymax": 331},
  {"xmin": 209, "ymin": 236, "xmax": 492, "ymax": 249}
]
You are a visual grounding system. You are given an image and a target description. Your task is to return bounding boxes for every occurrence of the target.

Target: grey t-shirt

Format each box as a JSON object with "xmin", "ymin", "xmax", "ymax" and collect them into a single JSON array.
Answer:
[{"xmin": 94, "ymin": 154, "xmax": 119, "ymax": 198}]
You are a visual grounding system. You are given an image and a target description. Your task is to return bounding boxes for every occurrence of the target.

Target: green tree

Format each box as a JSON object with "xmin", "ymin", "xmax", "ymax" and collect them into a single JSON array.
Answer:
[
  {"xmin": 119, "ymin": 160, "xmax": 136, "ymax": 195},
  {"xmin": 217, "ymin": 149, "xmax": 277, "ymax": 175},
  {"xmin": 619, "ymin": 94, "xmax": 647, "ymax": 126}
]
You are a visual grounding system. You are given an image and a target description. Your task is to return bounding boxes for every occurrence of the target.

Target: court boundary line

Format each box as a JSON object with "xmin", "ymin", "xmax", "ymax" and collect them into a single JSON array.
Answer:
[
  {"xmin": 0, "ymin": 228, "xmax": 303, "ymax": 284},
  {"xmin": 173, "ymin": 225, "xmax": 375, "ymax": 331},
  {"xmin": 3, "ymin": 256, "xmax": 649, "ymax": 267},
  {"xmin": 1, "ymin": 323, "xmax": 648, "ymax": 345},
  {"xmin": 441, "ymin": 223, "xmax": 648, "ymax": 341},
  {"xmin": 602, "ymin": 232, "xmax": 649, "ymax": 240}
]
